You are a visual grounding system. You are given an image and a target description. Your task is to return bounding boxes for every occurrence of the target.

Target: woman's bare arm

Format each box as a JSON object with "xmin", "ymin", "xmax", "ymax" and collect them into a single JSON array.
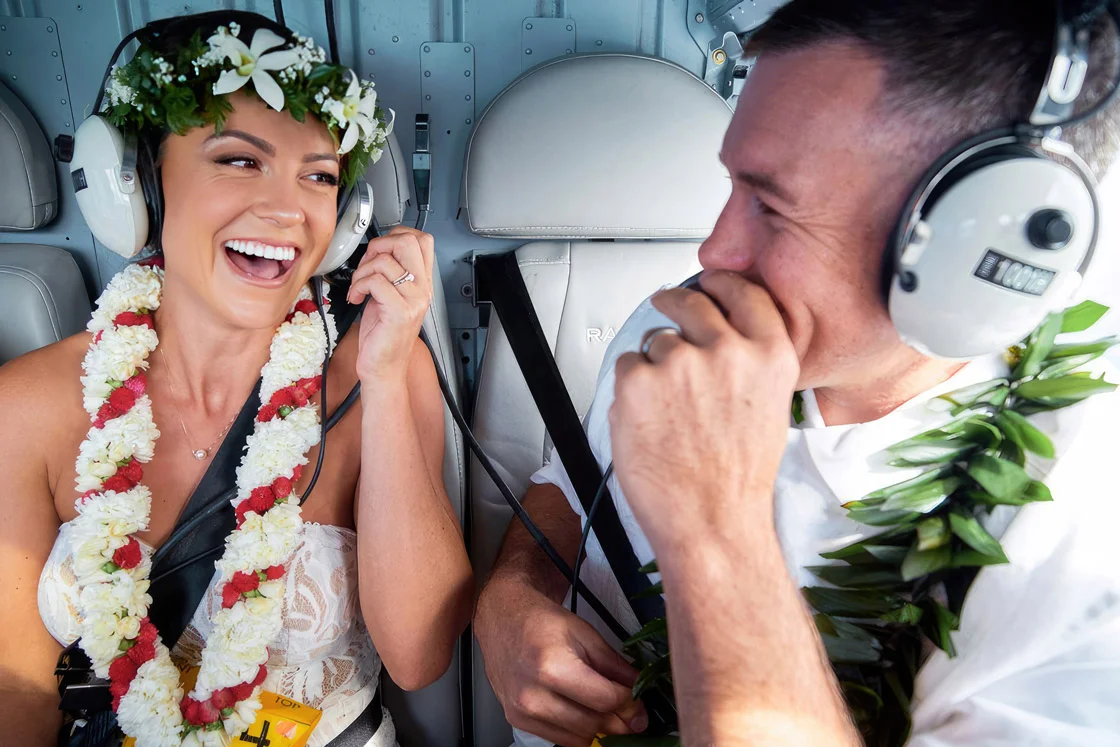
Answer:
[
  {"xmin": 0, "ymin": 348, "xmax": 71, "ymax": 745},
  {"xmin": 354, "ymin": 339, "xmax": 474, "ymax": 690}
]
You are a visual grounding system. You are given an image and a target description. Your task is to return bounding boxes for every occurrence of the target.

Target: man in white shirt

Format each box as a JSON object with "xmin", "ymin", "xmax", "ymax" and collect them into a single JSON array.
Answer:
[{"xmin": 474, "ymin": 1, "xmax": 1120, "ymax": 745}]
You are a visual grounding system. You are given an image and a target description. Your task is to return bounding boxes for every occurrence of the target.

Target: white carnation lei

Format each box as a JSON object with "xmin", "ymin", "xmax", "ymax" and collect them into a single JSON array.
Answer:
[{"xmin": 70, "ymin": 264, "xmax": 334, "ymax": 745}]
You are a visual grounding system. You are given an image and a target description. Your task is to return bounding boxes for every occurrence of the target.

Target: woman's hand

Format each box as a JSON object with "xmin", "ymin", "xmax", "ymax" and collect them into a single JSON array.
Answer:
[{"xmin": 347, "ymin": 226, "xmax": 436, "ymax": 383}]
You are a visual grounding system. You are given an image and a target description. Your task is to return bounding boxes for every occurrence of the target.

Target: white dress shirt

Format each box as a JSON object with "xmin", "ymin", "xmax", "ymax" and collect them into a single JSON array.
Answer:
[{"xmin": 516, "ymin": 297, "xmax": 1120, "ymax": 746}]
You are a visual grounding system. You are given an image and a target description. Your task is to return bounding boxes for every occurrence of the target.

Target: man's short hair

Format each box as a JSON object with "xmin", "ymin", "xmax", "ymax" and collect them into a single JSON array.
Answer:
[{"xmin": 747, "ymin": 0, "xmax": 1120, "ymax": 180}]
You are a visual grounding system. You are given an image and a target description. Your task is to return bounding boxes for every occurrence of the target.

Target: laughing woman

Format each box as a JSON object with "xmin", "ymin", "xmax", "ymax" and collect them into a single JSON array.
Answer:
[{"xmin": 0, "ymin": 11, "xmax": 472, "ymax": 747}]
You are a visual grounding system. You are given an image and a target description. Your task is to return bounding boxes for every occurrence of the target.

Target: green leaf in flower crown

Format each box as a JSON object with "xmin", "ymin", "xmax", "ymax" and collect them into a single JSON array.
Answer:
[
  {"xmin": 900, "ymin": 544, "xmax": 952, "ymax": 582},
  {"xmin": 625, "ymin": 618, "xmax": 668, "ymax": 646},
  {"xmin": 916, "ymin": 516, "xmax": 951, "ymax": 551},
  {"xmin": 967, "ymin": 454, "xmax": 1032, "ymax": 502},
  {"xmin": 803, "ymin": 588, "xmax": 903, "ymax": 617},
  {"xmin": 821, "ymin": 634, "xmax": 884, "ymax": 664},
  {"xmin": 1060, "ymin": 300, "xmax": 1109, "ymax": 334},
  {"xmin": 920, "ymin": 598, "xmax": 961, "ymax": 657},
  {"xmin": 1015, "ymin": 373, "xmax": 1117, "ymax": 406},
  {"xmin": 995, "ymin": 411, "xmax": 1055, "ymax": 459},
  {"xmin": 807, "ymin": 564, "xmax": 905, "ymax": 589},
  {"xmin": 948, "ymin": 511, "xmax": 1007, "ymax": 560},
  {"xmin": 1015, "ymin": 312, "xmax": 1063, "ymax": 379},
  {"xmin": 638, "ymin": 560, "xmax": 659, "ymax": 574},
  {"xmin": 882, "ymin": 477, "xmax": 963, "ymax": 513}
]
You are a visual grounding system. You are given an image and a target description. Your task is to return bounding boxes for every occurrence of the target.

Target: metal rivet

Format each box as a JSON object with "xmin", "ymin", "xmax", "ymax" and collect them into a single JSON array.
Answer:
[
  {"xmin": 1, "ymin": 25, "xmax": 6, "ymax": 31},
  {"xmin": 464, "ymin": 45, "xmax": 471, "ymax": 52},
  {"xmin": 525, "ymin": 23, "xmax": 533, "ymax": 30},
  {"xmin": 712, "ymin": 49, "xmax": 727, "ymax": 65},
  {"xmin": 56, "ymin": 74, "xmax": 62, "ymax": 80},
  {"xmin": 695, "ymin": 13, "xmax": 705, "ymax": 23},
  {"xmin": 465, "ymin": 118, "xmax": 472, "ymax": 124},
  {"xmin": 368, "ymin": 48, "xmax": 375, "ymax": 55},
  {"xmin": 424, "ymin": 70, "xmax": 431, "ymax": 77},
  {"xmin": 461, "ymin": 284, "xmax": 474, "ymax": 298},
  {"xmin": 425, "ymin": 94, "xmax": 431, "ymax": 100},
  {"xmin": 52, "ymin": 51, "xmax": 58, "ymax": 57},
  {"xmin": 565, "ymin": 49, "xmax": 572, "ymax": 54},
  {"xmin": 5, "ymin": 50, "xmax": 10, "ymax": 56},
  {"xmin": 567, "ymin": 24, "xmax": 573, "ymax": 31},
  {"xmin": 464, "ymin": 70, "xmax": 471, "ymax": 77},
  {"xmin": 9, "ymin": 75, "xmax": 15, "ymax": 80},
  {"xmin": 47, "ymin": 26, "xmax": 54, "ymax": 32},
  {"xmin": 596, "ymin": 40, "xmax": 603, "ymax": 46},
  {"xmin": 77, "ymin": 4, "xmax": 82, "ymax": 9},
  {"xmin": 392, "ymin": 35, "xmax": 399, "ymax": 43},
  {"xmin": 65, "ymin": 122, "xmax": 70, "ymax": 128},
  {"xmin": 465, "ymin": 94, "xmax": 472, "ymax": 101},
  {"xmin": 61, "ymin": 99, "xmax": 67, "ymax": 104},
  {"xmin": 424, "ymin": 45, "xmax": 431, "ymax": 53}
]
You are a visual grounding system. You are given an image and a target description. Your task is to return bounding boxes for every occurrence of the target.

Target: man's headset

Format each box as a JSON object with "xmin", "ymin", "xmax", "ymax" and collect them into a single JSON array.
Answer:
[
  {"xmin": 882, "ymin": 0, "xmax": 1120, "ymax": 359},
  {"xmin": 67, "ymin": 11, "xmax": 372, "ymax": 276}
]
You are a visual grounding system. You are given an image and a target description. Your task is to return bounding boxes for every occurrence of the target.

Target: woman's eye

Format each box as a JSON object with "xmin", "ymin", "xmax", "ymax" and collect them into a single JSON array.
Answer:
[
  {"xmin": 309, "ymin": 172, "xmax": 340, "ymax": 187},
  {"xmin": 216, "ymin": 155, "xmax": 258, "ymax": 170}
]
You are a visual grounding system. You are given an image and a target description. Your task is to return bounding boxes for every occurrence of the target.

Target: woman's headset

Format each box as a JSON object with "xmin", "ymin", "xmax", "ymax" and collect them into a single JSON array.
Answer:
[
  {"xmin": 885, "ymin": 0, "xmax": 1120, "ymax": 359},
  {"xmin": 67, "ymin": 11, "xmax": 372, "ymax": 276}
]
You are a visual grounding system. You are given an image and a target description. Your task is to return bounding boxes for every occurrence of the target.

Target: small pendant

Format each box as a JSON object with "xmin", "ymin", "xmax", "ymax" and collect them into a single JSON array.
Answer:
[{"xmin": 193, "ymin": 449, "xmax": 207, "ymax": 460}]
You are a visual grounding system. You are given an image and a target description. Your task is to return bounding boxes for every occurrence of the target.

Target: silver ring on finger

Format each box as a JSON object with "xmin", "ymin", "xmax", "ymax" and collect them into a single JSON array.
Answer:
[
  {"xmin": 391, "ymin": 271, "xmax": 416, "ymax": 287},
  {"xmin": 639, "ymin": 326, "xmax": 681, "ymax": 359}
]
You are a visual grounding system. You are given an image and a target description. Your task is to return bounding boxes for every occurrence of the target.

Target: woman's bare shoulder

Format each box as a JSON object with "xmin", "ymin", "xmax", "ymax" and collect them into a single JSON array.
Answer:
[{"xmin": 0, "ymin": 333, "xmax": 92, "ymax": 445}]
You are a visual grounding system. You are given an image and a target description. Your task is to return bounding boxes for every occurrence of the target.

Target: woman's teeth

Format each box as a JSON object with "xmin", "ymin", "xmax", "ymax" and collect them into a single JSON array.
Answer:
[{"xmin": 225, "ymin": 240, "xmax": 297, "ymax": 261}]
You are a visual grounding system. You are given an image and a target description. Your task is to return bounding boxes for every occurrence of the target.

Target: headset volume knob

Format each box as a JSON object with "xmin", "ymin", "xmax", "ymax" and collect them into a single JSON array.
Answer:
[{"xmin": 1027, "ymin": 209, "xmax": 1074, "ymax": 250}]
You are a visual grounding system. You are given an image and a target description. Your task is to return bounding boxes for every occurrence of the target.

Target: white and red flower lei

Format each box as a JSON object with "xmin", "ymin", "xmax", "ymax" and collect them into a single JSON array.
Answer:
[{"xmin": 70, "ymin": 261, "xmax": 337, "ymax": 746}]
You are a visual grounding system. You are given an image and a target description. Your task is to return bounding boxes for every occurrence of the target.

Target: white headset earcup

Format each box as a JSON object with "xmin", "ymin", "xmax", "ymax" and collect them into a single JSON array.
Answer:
[
  {"xmin": 70, "ymin": 116, "xmax": 148, "ymax": 258},
  {"xmin": 317, "ymin": 181, "xmax": 373, "ymax": 275},
  {"xmin": 889, "ymin": 157, "xmax": 1095, "ymax": 359}
]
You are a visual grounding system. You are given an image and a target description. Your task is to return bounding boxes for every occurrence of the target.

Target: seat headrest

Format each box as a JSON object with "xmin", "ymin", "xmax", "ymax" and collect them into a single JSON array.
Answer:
[
  {"xmin": 462, "ymin": 54, "xmax": 732, "ymax": 240},
  {"xmin": 0, "ymin": 82, "xmax": 58, "ymax": 231},
  {"xmin": 365, "ymin": 128, "xmax": 411, "ymax": 228}
]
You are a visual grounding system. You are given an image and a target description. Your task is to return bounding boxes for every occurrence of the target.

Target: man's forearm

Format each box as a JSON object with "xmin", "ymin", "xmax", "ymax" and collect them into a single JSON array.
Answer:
[
  {"xmin": 483, "ymin": 482, "xmax": 582, "ymax": 606},
  {"xmin": 657, "ymin": 523, "xmax": 860, "ymax": 747}
]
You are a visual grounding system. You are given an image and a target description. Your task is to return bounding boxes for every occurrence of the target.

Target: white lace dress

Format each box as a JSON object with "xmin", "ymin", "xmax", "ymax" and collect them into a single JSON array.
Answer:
[{"xmin": 39, "ymin": 522, "xmax": 396, "ymax": 747}]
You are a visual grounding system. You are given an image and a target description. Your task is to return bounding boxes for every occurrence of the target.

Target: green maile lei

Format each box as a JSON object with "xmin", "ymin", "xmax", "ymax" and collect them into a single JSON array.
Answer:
[
  {"xmin": 602, "ymin": 300, "xmax": 1117, "ymax": 747},
  {"xmin": 102, "ymin": 23, "xmax": 392, "ymax": 188}
]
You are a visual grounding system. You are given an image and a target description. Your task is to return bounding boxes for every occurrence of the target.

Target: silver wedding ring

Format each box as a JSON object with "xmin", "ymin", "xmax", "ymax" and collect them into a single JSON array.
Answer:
[
  {"xmin": 391, "ymin": 271, "xmax": 416, "ymax": 287},
  {"xmin": 639, "ymin": 326, "xmax": 681, "ymax": 358}
]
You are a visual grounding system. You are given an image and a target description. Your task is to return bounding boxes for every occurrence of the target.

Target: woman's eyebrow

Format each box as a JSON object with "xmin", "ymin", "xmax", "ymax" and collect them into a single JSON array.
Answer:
[
  {"xmin": 303, "ymin": 152, "xmax": 339, "ymax": 164},
  {"xmin": 206, "ymin": 130, "xmax": 275, "ymax": 155}
]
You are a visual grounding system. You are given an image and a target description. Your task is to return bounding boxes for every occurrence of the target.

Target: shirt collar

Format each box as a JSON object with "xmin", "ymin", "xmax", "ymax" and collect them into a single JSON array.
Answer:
[{"xmin": 793, "ymin": 354, "xmax": 1008, "ymax": 504}]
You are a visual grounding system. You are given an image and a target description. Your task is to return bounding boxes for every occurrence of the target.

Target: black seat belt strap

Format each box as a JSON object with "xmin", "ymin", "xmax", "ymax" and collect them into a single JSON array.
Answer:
[{"xmin": 474, "ymin": 251, "xmax": 665, "ymax": 626}]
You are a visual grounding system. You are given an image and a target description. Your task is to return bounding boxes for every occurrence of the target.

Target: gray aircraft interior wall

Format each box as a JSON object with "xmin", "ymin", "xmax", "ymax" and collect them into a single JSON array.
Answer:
[{"xmin": 0, "ymin": 0, "xmax": 781, "ymax": 388}]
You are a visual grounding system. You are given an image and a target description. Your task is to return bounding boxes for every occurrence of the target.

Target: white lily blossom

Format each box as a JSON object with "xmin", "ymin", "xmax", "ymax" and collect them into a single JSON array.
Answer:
[
  {"xmin": 208, "ymin": 26, "xmax": 301, "ymax": 112},
  {"xmin": 324, "ymin": 72, "xmax": 381, "ymax": 155}
]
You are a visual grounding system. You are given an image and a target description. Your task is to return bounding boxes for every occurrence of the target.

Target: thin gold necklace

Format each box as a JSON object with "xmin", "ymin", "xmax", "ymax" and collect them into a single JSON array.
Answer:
[{"xmin": 157, "ymin": 346, "xmax": 239, "ymax": 460}]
